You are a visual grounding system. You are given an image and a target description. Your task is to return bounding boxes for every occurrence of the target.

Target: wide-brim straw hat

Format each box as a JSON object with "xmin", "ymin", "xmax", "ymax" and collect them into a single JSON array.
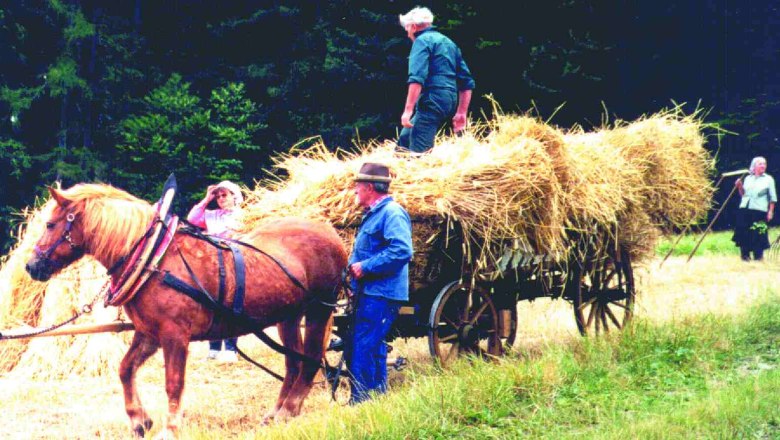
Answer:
[{"xmin": 214, "ymin": 180, "xmax": 244, "ymax": 204}]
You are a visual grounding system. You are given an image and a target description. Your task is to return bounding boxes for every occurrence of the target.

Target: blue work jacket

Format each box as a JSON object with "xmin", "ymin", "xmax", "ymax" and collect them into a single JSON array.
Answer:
[
  {"xmin": 408, "ymin": 27, "xmax": 475, "ymax": 92},
  {"xmin": 349, "ymin": 197, "xmax": 413, "ymax": 302}
]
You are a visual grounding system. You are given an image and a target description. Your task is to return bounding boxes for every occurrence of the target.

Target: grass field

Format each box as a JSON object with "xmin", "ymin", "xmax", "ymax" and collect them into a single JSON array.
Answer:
[
  {"xmin": 655, "ymin": 227, "xmax": 780, "ymax": 258},
  {"xmin": 1, "ymin": 232, "xmax": 778, "ymax": 439}
]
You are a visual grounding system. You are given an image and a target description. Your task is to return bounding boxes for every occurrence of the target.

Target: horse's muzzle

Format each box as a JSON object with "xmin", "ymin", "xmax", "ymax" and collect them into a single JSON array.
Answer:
[{"xmin": 25, "ymin": 258, "xmax": 55, "ymax": 281}]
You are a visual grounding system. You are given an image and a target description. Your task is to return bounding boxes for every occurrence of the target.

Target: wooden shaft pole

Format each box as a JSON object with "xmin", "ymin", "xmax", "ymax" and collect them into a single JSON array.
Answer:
[
  {"xmin": 663, "ymin": 171, "xmax": 743, "ymax": 267},
  {"xmin": 659, "ymin": 226, "xmax": 690, "ymax": 268},
  {"xmin": 0, "ymin": 321, "xmax": 134, "ymax": 339},
  {"xmin": 687, "ymin": 183, "xmax": 740, "ymax": 262}
]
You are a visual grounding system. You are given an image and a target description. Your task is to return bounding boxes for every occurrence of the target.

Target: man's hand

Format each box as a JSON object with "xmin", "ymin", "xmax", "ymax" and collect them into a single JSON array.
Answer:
[
  {"xmin": 401, "ymin": 110, "xmax": 414, "ymax": 128},
  {"xmin": 735, "ymin": 178, "xmax": 743, "ymax": 189},
  {"xmin": 768, "ymin": 211, "xmax": 774, "ymax": 222},
  {"xmin": 349, "ymin": 262, "xmax": 364, "ymax": 279},
  {"xmin": 401, "ymin": 83, "xmax": 422, "ymax": 128},
  {"xmin": 452, "ymin": 112, "xmax": 468, "ymax": 132}
]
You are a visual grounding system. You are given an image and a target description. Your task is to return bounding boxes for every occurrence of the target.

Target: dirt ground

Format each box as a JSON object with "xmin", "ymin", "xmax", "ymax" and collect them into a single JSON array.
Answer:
[{"xmin": 0, "ymin": 255, "xmax": 776, "ymax": 439}]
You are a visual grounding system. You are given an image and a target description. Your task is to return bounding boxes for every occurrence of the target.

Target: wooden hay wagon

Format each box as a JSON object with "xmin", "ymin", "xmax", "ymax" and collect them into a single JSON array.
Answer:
[{"xmin": 329, "ymin": 218, "xmax": 635, "ymax": 367}]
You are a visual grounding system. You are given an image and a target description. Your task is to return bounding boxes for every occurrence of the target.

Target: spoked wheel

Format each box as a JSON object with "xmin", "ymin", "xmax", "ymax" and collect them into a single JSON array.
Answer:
[
  {"xmin": 573, "ymin": 249, "xmax": 635, "ymax": 335},
  {"xmin": 428, "ymin": 281, "xmax": 502, "ymax": 366}
]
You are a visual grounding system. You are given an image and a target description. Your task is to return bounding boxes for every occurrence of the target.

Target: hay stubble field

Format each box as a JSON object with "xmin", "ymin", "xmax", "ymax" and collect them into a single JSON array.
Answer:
[{"xmin": 0, "ymin": 254, "xmax": 775, "ymax": 439}]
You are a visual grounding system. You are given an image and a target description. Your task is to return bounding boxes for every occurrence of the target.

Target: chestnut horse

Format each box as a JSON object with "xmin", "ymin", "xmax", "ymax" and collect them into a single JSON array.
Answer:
[{"xmin": 25, "ymin": 184, "xmax": 347, "ymax": 438}]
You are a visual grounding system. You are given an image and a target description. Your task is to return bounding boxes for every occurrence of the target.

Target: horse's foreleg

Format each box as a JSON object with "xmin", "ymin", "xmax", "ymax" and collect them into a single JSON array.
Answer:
[
  {"xmin": 120, "ymin": 332, "xmax": 160, "ymax": 438},
  {"xmin": 263, "ymin": 318, "xmax": 304, "ymax": 424},
  {"xmin": 277, "ymin": 309, "xmax": 333, "ymax": 420},
  {"xmin": 157, "ymin": 332, "xmax": 190, "ymax": 439}
]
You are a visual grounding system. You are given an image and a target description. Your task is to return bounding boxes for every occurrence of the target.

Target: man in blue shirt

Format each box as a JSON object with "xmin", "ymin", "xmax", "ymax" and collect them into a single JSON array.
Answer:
[
  {"xmin": 347, "ymin": 162, "xmax": 413, "ymax": 404},
  {"xmin": 397, "ymin": 7, "xmax": 475, "ymax": 153}
]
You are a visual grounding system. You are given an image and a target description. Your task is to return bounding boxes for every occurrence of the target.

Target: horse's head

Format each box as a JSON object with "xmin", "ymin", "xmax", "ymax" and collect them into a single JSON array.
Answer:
[
  {"xmin": 25, "ymin": 187, "xmax": 86, "ymax": 281},
  {"xmin": 26, "ymin": 183, "xmax": 155, "ymax": 281}
]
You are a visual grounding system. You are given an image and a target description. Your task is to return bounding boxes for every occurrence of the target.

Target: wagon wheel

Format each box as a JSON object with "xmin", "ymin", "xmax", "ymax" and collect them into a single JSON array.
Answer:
[
  {"xmin": 428, "ymin": 281, "xmax": 502, "ymax": 366},
  {"xmin": 572, "ymin": 249, "xmax": 635, "ymax": 335}
]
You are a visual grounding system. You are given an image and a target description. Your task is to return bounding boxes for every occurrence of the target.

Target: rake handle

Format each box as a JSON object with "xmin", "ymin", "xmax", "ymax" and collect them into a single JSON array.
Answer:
[
  {"xmin": 687, "ymin": 183, "xmax": 740, "ymax": 262},
  {"xmin": 659, "ymin": 226, "xmax": 690, "ymax": 268}
]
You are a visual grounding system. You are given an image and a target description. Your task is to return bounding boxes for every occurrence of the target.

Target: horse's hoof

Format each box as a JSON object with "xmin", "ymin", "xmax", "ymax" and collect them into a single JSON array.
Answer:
[
  {"xmin": 275, "ymin": 408, "xmax": 298, "ymax": 423},
  {"xmin": 132, "ymin": 419, "xmax": 153, "ymax": 438}
]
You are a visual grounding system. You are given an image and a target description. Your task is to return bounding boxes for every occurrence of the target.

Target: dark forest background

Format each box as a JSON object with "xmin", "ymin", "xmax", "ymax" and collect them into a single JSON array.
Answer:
[{"xmin": 1, "ymin": 1, "xmax": 778, "ymax": 253}]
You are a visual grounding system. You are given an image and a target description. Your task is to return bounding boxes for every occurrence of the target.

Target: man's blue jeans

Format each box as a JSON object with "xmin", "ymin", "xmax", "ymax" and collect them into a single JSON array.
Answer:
[
  {"xmin": 347, "ymin": 294, "xmax": 400, "ymax": 404},
  {"xmin": 398, "ymin": 89, "xmax": 457, "ymax": 153}
]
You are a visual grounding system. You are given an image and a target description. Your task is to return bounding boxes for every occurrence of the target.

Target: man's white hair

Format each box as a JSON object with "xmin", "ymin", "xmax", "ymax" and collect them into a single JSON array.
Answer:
[{"xmin": 399, "ymin": 7, "xmax": 434, "ymax": 27}]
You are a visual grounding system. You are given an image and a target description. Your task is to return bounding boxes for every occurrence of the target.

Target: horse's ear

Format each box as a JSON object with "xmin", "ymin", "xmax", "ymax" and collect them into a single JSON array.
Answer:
[{"xmin": 49, "ymin": 187, "xmax": 71, "ymax": 207}]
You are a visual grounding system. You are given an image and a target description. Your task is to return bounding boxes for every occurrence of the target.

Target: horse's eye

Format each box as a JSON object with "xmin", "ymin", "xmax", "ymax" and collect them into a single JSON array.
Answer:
[{"xmin": 46, "ymin": 222, "xmax": 55, "ymax": 230}]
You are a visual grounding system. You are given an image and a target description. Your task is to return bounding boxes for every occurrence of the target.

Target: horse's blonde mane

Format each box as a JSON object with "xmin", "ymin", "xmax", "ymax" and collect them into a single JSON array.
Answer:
[{"xmin": 60, "ymin": 183, "xmax": 155, "ymax": 267}]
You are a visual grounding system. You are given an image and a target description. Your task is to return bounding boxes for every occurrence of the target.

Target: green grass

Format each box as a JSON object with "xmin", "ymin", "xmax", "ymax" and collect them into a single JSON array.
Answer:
[
  {"xmin": 245, "ymin": 292, "xmax": 780, "ymax": 439},
  {"xmin": 655, "ymin": 227, "xmax": 780, "ymax": 257}
]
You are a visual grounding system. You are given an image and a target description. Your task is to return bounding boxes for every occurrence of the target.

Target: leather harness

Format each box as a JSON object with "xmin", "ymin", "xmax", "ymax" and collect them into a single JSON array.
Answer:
[{"xmin": 161, "ymin": 224, "xmax": 344, "ymax": 379}]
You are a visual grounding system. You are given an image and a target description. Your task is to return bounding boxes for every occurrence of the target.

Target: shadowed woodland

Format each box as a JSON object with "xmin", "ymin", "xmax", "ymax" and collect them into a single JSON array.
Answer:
[{"xmin": 1, "ymin": 1, "xmax": 778, "ymax": 252}]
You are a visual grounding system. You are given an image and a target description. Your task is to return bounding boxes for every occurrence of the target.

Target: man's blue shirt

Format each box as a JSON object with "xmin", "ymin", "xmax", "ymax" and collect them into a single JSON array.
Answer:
[
  {"xmin": 349, "ymin": 197, "xmax": 413, "ymax": 302},
  {"xmin": 407, "ymin": 27, "xmax": 475, "ymax": 92}
]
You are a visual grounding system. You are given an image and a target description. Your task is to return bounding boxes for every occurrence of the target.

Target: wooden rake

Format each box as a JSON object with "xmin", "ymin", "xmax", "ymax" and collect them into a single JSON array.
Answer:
[{"xmin": 683, "ymin": 168, "xmax": 749, "ymax": 263}]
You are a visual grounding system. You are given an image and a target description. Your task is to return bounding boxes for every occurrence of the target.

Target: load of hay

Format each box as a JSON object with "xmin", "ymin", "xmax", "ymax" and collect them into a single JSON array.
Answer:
[{"xmin": 240, "ymin": 108, "xmax": 715, "ymax": 278}]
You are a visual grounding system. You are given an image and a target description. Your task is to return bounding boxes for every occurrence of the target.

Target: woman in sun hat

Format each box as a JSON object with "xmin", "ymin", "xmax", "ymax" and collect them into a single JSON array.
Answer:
[
  {"xmin": 187, "ymin": 180, "xmax": 244, "ymax": 238},
  {"xmin": 187, "ymin": 180, "xmax": 244, "ymax": 362}
]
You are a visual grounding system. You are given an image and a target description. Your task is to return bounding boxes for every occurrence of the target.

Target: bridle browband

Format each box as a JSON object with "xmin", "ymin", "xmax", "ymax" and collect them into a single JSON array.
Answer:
[{"xmin": 33, "ymin": 212, "xmax": 84, "ymax": 271}]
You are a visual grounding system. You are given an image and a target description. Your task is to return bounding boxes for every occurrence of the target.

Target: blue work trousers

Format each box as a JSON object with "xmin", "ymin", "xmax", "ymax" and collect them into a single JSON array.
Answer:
[
  {"xmin": 347, "ymin": 294, "xmax": 400, "ymax": 404},
  {"xmin": 398, "ymin": 89, "xmax": 457, "ymax": 153}
]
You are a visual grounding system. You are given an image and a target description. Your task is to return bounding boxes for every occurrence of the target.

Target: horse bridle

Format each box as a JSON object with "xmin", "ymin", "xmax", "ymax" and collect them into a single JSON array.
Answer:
[{"xmin": 34, "ymin": 212, "xmax": 84, "ymax": 270}]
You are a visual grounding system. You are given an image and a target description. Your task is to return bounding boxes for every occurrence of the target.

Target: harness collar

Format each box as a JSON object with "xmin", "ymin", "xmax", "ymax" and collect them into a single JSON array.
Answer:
[{"xmin": 105, "ymin": 214, "xmax": 179, "ymax": 307}]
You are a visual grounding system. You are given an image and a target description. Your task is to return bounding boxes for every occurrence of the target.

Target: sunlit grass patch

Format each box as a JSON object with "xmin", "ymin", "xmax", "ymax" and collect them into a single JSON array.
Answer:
[{"xmin": 253, "ymin": 293, "xmax": 779, "ymax": 440}]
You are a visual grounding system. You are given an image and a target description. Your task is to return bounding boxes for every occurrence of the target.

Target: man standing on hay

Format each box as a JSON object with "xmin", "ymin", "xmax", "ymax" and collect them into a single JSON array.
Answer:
[
  {"xmin": 397, "ymin": 6, "xmax": 475, "ymax": 153},
  {"xmin": 347, "ymin": 163, "xmax": 413, "ymax": 404}
]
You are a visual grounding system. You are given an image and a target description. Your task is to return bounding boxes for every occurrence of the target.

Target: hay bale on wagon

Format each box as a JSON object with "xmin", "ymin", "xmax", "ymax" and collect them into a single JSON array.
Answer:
[
  {"xmin": 560, "ymin": 111, "xmax": 714, "ymax": 260},
  {"xmin": 240, "ymin": 109, "xmax": 714, "ymax": 278}
]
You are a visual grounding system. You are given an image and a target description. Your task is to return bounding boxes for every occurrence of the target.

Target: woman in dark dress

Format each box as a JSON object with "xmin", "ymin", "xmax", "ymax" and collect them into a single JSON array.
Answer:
[{"xmin": 733, "ymin": 156, "xmax": 777, "ymax": 261}]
